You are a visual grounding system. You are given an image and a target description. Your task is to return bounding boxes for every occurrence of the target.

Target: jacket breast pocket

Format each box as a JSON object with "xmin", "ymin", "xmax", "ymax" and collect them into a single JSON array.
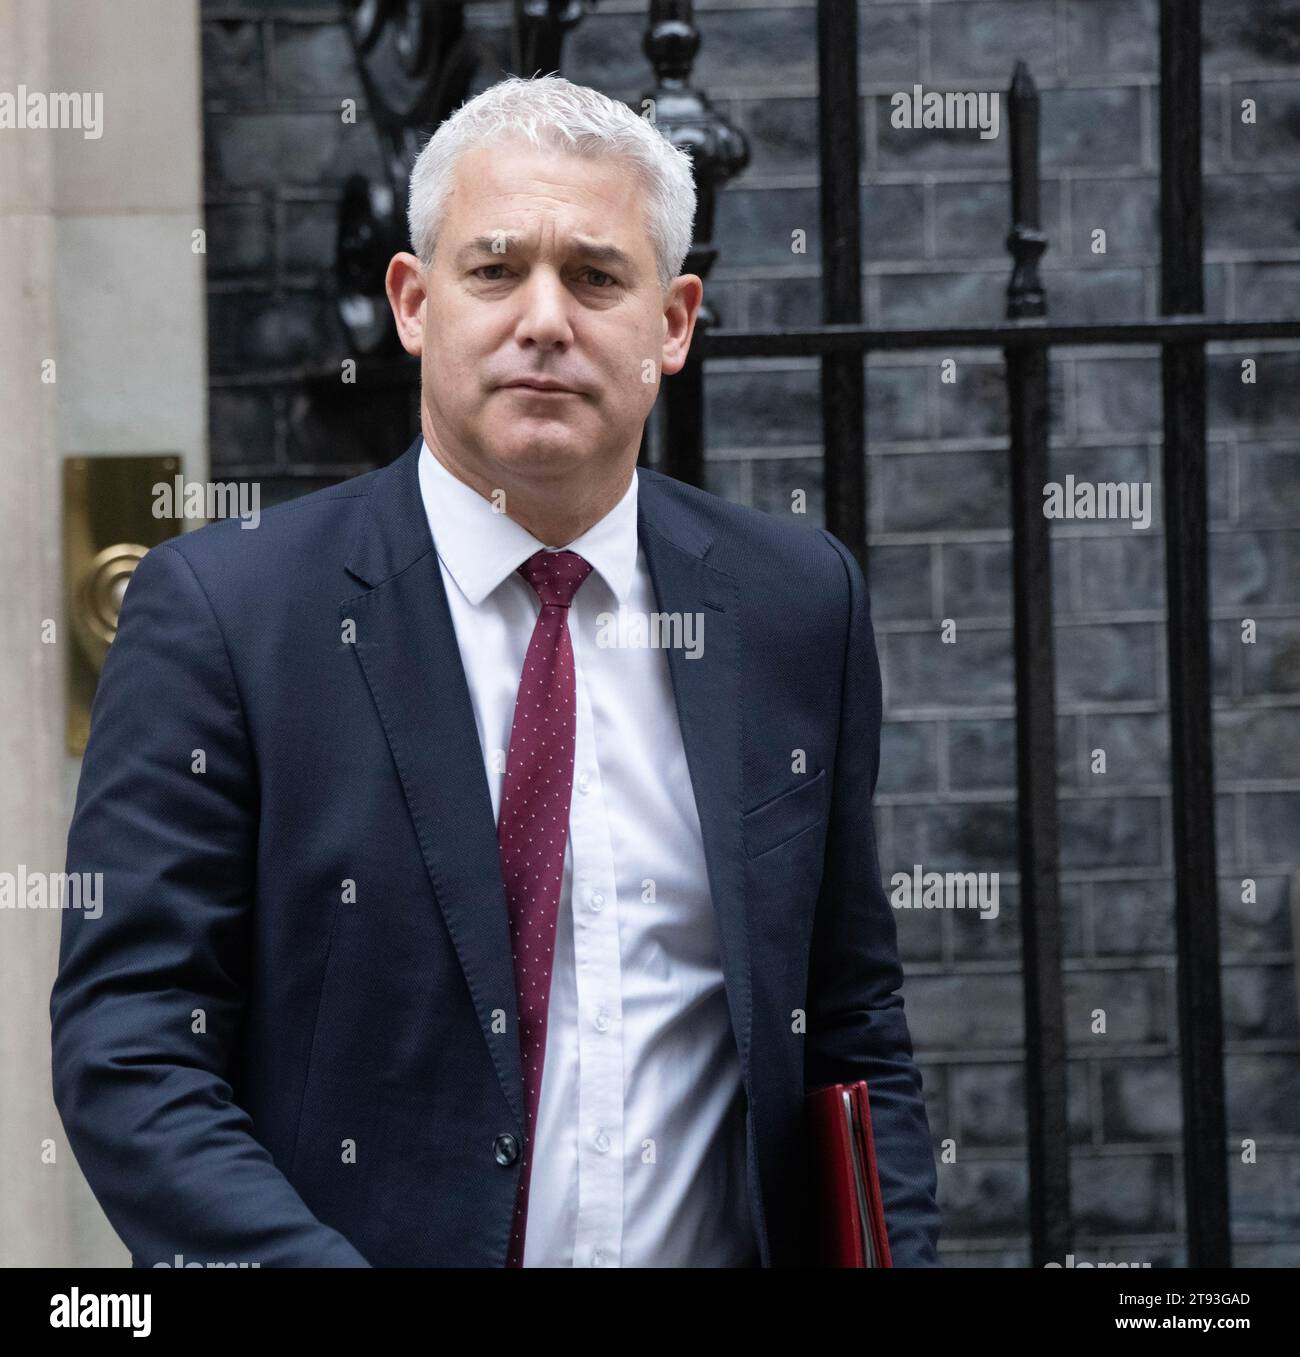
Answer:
[{"xmin": 742, "ymin": 767, "xmax": 828, "ymax": 859}]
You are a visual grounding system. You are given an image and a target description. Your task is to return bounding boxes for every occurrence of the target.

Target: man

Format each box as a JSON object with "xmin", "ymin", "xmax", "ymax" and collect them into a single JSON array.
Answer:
[{"xmin": 50, "ymin": 74, "xmax": 940, "ymax": 1268}]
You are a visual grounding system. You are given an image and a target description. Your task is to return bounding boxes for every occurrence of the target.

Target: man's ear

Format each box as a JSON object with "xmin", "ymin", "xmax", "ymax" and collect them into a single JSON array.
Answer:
[
  {"xmin": 385, "ymin": 252, "xmax": 427, "ymax": 357},
  {"xmin": 661, "ymin": 273, "xmax": 704, "ymax": 377}
]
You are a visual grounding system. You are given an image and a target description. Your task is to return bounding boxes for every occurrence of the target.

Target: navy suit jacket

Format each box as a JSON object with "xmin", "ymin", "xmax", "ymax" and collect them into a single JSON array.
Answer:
[{"xmin": 51, "ymin": 434, "xmax": 941, "ymax": 1268}]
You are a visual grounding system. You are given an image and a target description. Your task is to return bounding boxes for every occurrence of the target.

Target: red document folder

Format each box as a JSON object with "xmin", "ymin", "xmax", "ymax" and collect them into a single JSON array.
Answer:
[{"xmin": 806, "ymin": 1080, "xmax": 894, "ymax": 1267}]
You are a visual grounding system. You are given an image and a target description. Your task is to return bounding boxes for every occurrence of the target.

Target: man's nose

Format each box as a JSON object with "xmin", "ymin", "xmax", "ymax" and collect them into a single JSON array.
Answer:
[{"xmin": 514, "ymin": 267, "xmax": 573, "ymax": 345}]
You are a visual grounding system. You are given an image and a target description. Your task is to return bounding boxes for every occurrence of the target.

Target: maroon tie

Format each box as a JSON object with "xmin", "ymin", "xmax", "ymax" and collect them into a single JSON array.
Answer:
[{"xmin": 499, "ymin": 547, "xmax": 594, "ymax": 1267}]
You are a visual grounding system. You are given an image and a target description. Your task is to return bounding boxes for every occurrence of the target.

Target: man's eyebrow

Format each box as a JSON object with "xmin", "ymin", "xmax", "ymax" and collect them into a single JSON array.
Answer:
[
  {"xmin": 454, "ymin": 234, "xmax": 520, "ymax": 264},
  {"xmin": 453, "ymin": 233, "xmax": 637, "ymax": 273},
  {"xmin": 568, "ymin": 237, "xmax": 637, "ymax": 272}
]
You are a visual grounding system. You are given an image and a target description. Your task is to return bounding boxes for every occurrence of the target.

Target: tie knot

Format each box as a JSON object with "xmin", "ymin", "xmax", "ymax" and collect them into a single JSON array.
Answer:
[{"xmin": 518, "ymin": 548, "xmax": 593, "ymax": 608}]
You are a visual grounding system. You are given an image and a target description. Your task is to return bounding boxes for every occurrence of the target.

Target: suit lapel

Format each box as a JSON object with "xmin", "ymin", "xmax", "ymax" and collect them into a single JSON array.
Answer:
[
  {"xmin": 636, "ymin": 474, "xmax": 753, "ymax": 1083},
  {"xmin": 338, "ymin": 441, "xmax": 754, "ymax": 1131},
  {"xmin": 341, "ymin": 437, "xmax": 524, "ymax": 1130}
]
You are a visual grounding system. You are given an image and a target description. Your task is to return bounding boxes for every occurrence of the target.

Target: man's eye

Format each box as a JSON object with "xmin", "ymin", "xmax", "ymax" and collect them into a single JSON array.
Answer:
[{"xmin": 471, "ymin": 264, "xmax": 615, "ymax": 287}]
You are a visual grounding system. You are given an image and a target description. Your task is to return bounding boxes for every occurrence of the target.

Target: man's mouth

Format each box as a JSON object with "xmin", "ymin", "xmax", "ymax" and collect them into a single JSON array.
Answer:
[{"xmin": 502, "ymin": 379, "xmax": 583, "ymax": 396}]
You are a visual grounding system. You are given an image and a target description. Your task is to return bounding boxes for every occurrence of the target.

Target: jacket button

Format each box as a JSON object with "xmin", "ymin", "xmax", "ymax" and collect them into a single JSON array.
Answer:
[{"xmin": 494, "ymin": 1133, "xmax": 519, "ymax": 1166}]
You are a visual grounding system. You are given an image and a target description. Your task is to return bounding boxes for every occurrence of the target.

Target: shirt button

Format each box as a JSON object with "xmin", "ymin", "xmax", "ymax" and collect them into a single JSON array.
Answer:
[
  {"xmin": 577, "ymin": 772, "xmax": 590, "ymax": 794},
  {"xmin": 595, "ymin": 1009, "xmax": 610, "ymax": 1032},
  {"xmin": 593, "ymin": 1128, "xmax": 611, "ymax": 1154},
  {"xmin": 589, "ymin": 890, "xmax": 604, "ymax": 911},
  {"xmin": 493, "ymin": 1133, "xmax": 519, "ymax": 1166},
  {"xmin": 591, "ymin": 1247, "xmax": 606, "ymax": 1267}
]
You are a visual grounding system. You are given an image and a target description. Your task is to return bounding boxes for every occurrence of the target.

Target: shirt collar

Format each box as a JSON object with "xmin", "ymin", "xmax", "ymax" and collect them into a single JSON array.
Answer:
[{"xmin": 417, "ymin": 436, "xmax": 639, "ymax": 607}]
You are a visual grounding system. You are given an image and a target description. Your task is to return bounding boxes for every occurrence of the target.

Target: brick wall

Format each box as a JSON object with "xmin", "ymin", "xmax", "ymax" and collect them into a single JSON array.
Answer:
[{"xmin": 200, "ymin": 0, "xmax": 1300, "ymax": 1266}]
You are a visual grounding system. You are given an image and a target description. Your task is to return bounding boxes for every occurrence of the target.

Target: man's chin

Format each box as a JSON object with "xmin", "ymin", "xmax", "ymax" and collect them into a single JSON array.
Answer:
[{"xmin": 489, "ymin": 433, "xmax": 590, "ymax": 475}]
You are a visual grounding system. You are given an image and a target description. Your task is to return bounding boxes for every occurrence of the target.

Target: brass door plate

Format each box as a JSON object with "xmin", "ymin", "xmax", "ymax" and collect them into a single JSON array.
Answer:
[{"xmin": 64, "ymin": 455, "xmax": 182, "ymax": 754}]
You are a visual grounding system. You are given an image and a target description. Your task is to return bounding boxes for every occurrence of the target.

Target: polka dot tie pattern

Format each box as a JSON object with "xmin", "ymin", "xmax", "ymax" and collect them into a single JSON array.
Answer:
[{"xmin": 500, "ymin": 547, "xmax": 594, "ymax": 1268}]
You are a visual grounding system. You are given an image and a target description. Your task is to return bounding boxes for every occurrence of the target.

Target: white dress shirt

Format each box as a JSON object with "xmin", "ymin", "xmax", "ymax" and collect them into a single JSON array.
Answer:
[{"xmin": 417, "ymin": 439, "xmax": 758, "ymax": 1268}]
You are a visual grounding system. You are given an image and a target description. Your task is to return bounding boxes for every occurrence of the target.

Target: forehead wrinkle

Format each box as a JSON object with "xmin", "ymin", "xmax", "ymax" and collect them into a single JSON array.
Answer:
[
  {"xmin": 448, "ymin": 155, "xmax": 646, "ymax": 273},
  {"xmin": 453, "ymin": 228, "xmax": 638, "ymax": 275}
]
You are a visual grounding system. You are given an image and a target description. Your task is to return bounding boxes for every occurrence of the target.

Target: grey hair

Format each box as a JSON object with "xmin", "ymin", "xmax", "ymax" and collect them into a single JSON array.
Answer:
[{"xmin": 406, "ymin": 73, "xmax": 697, "ymax": 293}]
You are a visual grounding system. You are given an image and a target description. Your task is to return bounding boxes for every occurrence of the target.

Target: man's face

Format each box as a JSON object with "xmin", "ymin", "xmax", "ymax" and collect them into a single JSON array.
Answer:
[{"xmin": 392, "ymin": 140, "xmax": 700, "ymax": 490}]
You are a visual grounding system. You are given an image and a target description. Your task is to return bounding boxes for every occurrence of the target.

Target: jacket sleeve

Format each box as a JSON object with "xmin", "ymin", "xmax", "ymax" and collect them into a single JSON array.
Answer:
[
  {"xmin": 50, "ymin": 540, "xmax": 370, "ymax": 1267},
  {"xmin": 806, "ymin": 528, "xmax": 942, "ymax": 1267}
]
